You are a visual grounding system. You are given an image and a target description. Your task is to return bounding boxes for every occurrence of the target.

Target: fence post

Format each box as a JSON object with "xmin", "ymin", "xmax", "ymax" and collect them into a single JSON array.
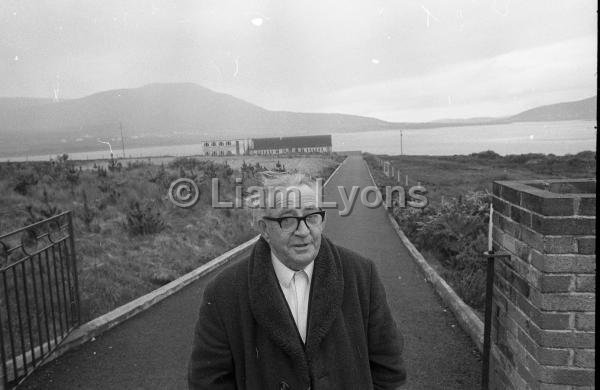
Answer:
[{"xmin": 67, "ymin": 212, "xmax": 81, "ymax": 325}]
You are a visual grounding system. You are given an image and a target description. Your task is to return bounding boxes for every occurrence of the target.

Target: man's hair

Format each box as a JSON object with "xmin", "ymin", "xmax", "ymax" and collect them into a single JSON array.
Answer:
[{"xmin": 246, "ymin": 171, "xmax": 316, "ymax": 227}]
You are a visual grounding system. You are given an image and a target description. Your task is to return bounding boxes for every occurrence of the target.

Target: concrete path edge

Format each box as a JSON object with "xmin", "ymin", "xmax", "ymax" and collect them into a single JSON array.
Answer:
[{"xmin": 364, "ymin": 159, "xmax": 484, "ymax": 353}]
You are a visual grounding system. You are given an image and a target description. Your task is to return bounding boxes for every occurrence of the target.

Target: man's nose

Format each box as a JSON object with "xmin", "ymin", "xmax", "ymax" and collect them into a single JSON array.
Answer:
[{"xmin": 294, "ymin": 219, "xmax": 310, "ymax": 235}]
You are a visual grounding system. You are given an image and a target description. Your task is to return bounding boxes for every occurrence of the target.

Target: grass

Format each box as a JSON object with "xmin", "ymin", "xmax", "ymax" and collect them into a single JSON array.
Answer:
[
  {"xmin": 372, "ymin": 150, "xmax": 596, "ymax": 209},
  {"xmin": 365, "ymin": 150, "xmax": 596, "ymax": 313},
  {"xmin": 0, "ymin": 153, "xmax": 344, "ymax": 326}
]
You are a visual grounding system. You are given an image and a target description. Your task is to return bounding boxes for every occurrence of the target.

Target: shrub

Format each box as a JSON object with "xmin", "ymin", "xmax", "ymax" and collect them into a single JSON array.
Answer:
[
  {"xmin": 125, "ymin": 160, "xmax": 150, "ymax": 170},
  {"xmin": 124, "ymin": 200, "xmax": 166, "ymax": 235},
  {"xmin": 94, "ymin": 180, "xmax": 121, "ymax": 209},
  {"xmin": 96, "ymin": 165, "xmax": 108, "ymax": 178},
  {"xmin": 470, "ymin": 150, "xmax": 501, "ymax": 160},
  {"xmin": 254, "ymin": 162, "xmax": 266, "ymax": 173},
  {"xmin": 23, "ymin": 200, "xmax": 61, "ymax": 225},
  {"xmin": 274, "ymin": 160, "xmax": 286, "ymax": 172},
  {"xmin": 391, "ymin": 193, "xmax": 490, "ymax": 311},
  {"xmin": 65, "ymin": 166, "xmax": 80, "ymax": 185},
  {"xmin": 108, "ymin": 157, "xmax": 122, "ymax": 172},
  {"xmin": 169, "ymin": 157, "xmax": 201, "ymax": 171},
  {"xmin": 39, "ymin": 188, "xmax": 61, "ymax": 218},
  {"xmin": 147, "ymin": 165, "xmax": 180, "ymax": 190},
  {"xmin": 223, "ymin": 165, "xmax": 234, "ymax": 177},
  {"xmin": 80, "ymin": 190, "xmax": 97, "ymax": 230},
  {"xmin": 13, "ymin": 172, "xmax": 38, "ymax": 195},
  {"xmin": 197, "ymin": 160, "xmax": 218, "ymax": 178},
  {"xmin": 442, "ymin": 265, "xmax": 486, "ymax": 310}
]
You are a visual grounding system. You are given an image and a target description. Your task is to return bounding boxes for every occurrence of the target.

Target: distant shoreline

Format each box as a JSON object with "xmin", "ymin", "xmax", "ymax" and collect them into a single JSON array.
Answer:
[{"xmin": 1, "ymin": 120, "xmax": 595, "ymax": 162}]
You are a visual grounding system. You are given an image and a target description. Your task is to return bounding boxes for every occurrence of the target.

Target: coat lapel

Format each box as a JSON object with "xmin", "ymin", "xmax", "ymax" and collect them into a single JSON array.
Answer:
[
  {"xmin": 248, "ymin": 236, "xmax": 345, "ymax": 377},
  {"xmin": 248, "ymin": 237, "xmax": 309, "ymax": 378},
  {"xmin": 305, "ymin": 237, "xmax": 344, "ymax": 357}
]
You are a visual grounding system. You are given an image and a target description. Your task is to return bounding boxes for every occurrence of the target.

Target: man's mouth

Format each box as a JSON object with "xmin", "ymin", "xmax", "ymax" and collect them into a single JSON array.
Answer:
[{"xmin": 292, "ymin": 243, "xmax": 310, "ymax": 248}]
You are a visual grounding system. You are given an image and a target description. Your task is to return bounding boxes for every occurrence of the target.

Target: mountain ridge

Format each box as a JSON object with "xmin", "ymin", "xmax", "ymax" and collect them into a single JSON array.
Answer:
[
  {"xmin": 430, "ymin": 96, "xmax": 596, "ymax": 124},
  {"xmin": 0, "ymin": 83, "xmax": 595, "ymax": 157}
]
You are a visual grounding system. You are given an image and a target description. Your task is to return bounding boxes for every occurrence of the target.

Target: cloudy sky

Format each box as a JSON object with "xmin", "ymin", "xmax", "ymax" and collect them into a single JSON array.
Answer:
[{"xmin": 0, "ymin": 0, "xmax": 596, "ymax": 121}]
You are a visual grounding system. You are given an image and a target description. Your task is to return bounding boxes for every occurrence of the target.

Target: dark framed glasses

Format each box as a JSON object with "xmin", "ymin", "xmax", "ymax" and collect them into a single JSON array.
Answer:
[{"xmin": 263, "ymin": 210, "xmax": 326, "ymax": 233}]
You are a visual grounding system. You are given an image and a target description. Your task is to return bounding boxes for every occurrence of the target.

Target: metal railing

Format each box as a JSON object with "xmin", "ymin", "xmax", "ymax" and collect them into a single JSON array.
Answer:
[{"xmin": 0, "ymin": 211, "xmax": 80, "ymax": 389}]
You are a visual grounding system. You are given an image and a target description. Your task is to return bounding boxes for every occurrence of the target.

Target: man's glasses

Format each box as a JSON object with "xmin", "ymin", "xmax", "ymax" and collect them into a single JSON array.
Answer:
[{"xmin": 263, "ymin": 210, "xmax": 326, "ymax": 233}]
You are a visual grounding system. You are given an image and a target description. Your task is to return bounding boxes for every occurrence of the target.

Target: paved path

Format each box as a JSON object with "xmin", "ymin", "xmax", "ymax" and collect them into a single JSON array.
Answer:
[{"xmin": 20, "ymin": 155, "xmax": 481, "ymax": 389}]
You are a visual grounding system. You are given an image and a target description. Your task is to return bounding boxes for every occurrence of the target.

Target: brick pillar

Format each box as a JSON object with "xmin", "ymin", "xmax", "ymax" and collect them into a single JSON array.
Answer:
[{"xmin": 490, "ymin": 179, "xmax": 595, "ymax": 389}]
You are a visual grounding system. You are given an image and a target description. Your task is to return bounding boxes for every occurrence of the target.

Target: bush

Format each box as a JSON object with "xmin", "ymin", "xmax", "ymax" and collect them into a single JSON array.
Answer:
[
  {"xmin": 417, "ymin": 197, "xmax": 485, "ymax": 258},
  {"xmin": 147, "ymin": 165, "xmax": 180, "ymax": 190},
  {"xmin": 254, "ymin": 162, "xmax": 266, "ymax": 173},
  {"xmin": 223, "ymin": 165, "xmax": 234, "ymax": 177},
  {"xmin": 23, "ymin": 191, "xmax": 61, "ymax": 225},
  {"xmin": 65, "ymin": 166, "xmax": 80, "ymax": 185},
  {"xmin": 96, "ymin": 165, "xmax": 108, "ymax": 178},
  {"xmin": 124, "ymin": 200, "xmax": 166, "ymax": 235},
  {"xmin": 274, "ymin": 160, "xmax": 286, "ymax": 172},
  {"xmin": 107, "ymin": 157, "xmax": 122, "ymax": 173},
  {"xmin": 169, "ymin": 157, "xmax": 201, "ymax": 171},
  {"xmin": 80, "ymin": 190, "xmax": 98, "ymax": 230},
  {"xmin": 391, "ymin": 192, "xmax": 490, "ymax": 311},
  {"xmin": 13, "ymin": 171, "xmax": 38, "ymax": 195},
  {"xmin": 470, "ymin": 150, "xmax": 501, "ymax": 160},
  {"xmin": 126, "ymin": 160, "xmax": 150, "ymax": 170}
]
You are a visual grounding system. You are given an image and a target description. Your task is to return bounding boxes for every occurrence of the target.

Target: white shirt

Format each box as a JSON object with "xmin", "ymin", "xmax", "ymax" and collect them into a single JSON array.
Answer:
[{"xmin": 271, "ymin": 252, "xmax": 314, "ymax": 343}]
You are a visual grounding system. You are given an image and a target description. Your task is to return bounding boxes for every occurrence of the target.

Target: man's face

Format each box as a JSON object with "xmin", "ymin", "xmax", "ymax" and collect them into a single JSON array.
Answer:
[{"xmin": 259, "ymin": 184, "xmax": 324, "ymax": 271}]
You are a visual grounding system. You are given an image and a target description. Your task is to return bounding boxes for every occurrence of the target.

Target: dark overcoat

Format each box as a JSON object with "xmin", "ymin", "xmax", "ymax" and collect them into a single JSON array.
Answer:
[{"xmin": 188, "ymin": 235, "xmax": 406, "ymax": 390}]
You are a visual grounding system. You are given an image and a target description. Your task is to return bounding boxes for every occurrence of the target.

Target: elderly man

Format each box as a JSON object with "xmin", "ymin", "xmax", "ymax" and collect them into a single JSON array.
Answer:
[{"xmin": 188, "ymin": 173, "xmax": 406, "ymax": 389}]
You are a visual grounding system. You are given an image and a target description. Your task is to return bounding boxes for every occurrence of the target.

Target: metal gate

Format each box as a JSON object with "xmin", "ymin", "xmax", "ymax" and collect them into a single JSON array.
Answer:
[{"xmin": 0, "ymin": 211, "xmax": 80, "ymax": 388}]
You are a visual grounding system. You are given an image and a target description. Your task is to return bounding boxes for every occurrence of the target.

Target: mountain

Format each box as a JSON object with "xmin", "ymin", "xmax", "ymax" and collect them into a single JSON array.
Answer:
[
  {"xmin": 0, "ymin": 83, "xmax": 398, "ymax": 157},
  {"xmin": 506, "ymin": 96, "xmax": 596, "ymax": 122},
  {"xmin": 0, "ymin": 83, "xmax": 391, "ymax": 137},
  {"xmin": 428, "ymin": 96, "xmax": 596, "ymax": 125},
  {"xmin": 0, "ymin": 83, "xmax": 396, "ymax": 157},
  {"xmin": 0, "ymin": 83, "xmax": 595, "ymax": 158}
]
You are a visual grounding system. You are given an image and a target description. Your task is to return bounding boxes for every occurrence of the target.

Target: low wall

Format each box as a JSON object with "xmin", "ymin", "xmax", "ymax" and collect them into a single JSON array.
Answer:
[{"xmin": 491, "ymin": 178, "xmax": 595, "ymax": 389}]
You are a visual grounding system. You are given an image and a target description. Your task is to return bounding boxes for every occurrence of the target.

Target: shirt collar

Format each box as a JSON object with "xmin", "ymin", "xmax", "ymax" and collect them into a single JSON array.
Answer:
[{"xmin": 271, "ymin": 251, "xmax": 314, "ymax": 288}]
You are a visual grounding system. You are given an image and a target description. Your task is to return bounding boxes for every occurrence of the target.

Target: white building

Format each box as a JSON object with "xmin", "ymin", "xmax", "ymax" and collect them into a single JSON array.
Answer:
[{"xmin": 201, "ymin": 139, "xmax": 253, "ymax": 156}]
